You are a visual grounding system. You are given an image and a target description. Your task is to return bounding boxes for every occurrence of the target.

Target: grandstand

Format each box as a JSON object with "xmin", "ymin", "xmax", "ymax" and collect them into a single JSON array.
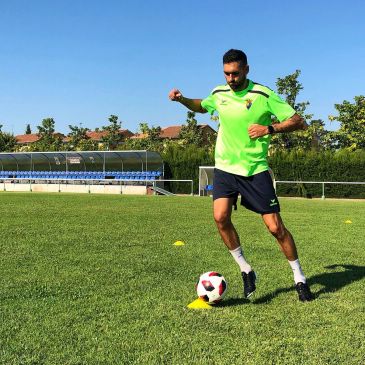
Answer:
[
  {"xmin": 0, "ymin": 151, "xmax": 164, "ymax": 195},
  {"xmin": 0, "ymin": 169, "xmax": 162, "ymax": 181}
]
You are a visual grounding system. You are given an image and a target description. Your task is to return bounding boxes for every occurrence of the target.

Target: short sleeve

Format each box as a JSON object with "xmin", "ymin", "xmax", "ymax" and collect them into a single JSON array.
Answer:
[
  {"xmin": 267, "ymin": 91, "xmax": 296, "ymax": 122},
  {"xmin": 201, "ymin": 94, "xmax": 217, "ymax": 115}
]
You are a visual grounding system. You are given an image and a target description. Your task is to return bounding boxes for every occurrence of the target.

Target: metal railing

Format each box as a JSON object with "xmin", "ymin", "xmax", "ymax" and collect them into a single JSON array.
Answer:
[
  {"xmin": 152, "ymin": 179, "xmax": 194, "ymax": 196},
  {"xmin": 274, "ymin": 180, "xmax": 365, "ymax": 199}
]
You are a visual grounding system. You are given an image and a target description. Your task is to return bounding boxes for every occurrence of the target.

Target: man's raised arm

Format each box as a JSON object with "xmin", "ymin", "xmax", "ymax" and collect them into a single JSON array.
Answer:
[
  {"xmin": 271, "ymin": 113, "xmax": 308, "ymax": 133},
  {"xmin": 248, "ymin": 113, "xmax": 308, "ymax": 139},
  {"xmin": 168, "ymin": 88, "xmax": 207, "ymax": 113}
]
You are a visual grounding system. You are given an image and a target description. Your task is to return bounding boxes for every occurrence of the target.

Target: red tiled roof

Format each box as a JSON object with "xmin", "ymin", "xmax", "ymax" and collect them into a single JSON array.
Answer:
[
  {"xmin": 130, "ymin": 126, "xmax": 182, "ymax": 140},
  {"xmin": 160, "ymin": 126, "xmax": 182, "ymax": 139},
  {"xmin": 86, "ymin": 129, "xmax": 134, "ymax": 141},
  {"xmin": 15, "ymin": 134, "xmax": 40, "ymax": 144},
  {"xmin": 131, "ymin": 124, "xmax": 216, "ymax": 140},
  {"xmin": 15, "ymin": 133, "xmax": 65, "ymax": 144},
  {"xmin": 16, "ymin": 130, "xmax": 134, "ymax": 144},
  {"xmin": 86, "ymin": 131, "xmax": 108, "ymax": 140}
]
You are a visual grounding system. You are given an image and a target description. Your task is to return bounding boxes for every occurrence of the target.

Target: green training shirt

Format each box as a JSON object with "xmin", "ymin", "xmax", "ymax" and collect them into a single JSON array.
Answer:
[{"xmin": 201, "ymin": 79, "xmax": 296, "ymax": 177}]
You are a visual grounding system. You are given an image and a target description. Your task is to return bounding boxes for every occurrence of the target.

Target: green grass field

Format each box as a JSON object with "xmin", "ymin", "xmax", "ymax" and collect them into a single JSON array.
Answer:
[{"xmin": 1, "ymin": 192, "xmax": 364, "ymax": 365}]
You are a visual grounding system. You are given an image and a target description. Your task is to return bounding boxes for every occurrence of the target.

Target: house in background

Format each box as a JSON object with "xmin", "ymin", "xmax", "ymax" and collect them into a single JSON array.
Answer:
[
  {"xmin": 85, "ymin": 129, "xmax": 134, "ymax": 142},
  {"xmin": 15, "ymin": 133, "xmax": 66, "ymax": 146},
  {"xmin": 15, "ymin": 125, "xmax": 216, "ymax": 147},
  {"xmin": 131, "ymin": 124, "xmax": 216, "ymax": 144},
  {"xmin": 15, "ymin": 129, "xmax": 134, "ymax": 147}
]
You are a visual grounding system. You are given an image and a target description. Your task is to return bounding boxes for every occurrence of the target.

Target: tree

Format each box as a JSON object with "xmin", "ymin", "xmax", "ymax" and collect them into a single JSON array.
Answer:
[
  {"xmin": 307, "ymin": 119, "xmax": 330, "ymax": 150},
  {"xmin": 34, "ymin": 118, "xmax": 63, "ymax": 151},
  {"xmin": 101, "ymin": 114, "xmax": 123, "ymax": 150},
  {"xmin": 25, "ymin": 124, "xmax": 32, "ymax": 134},
  {"xmin": 329, "ymin": 95, "xmax": 365, "ymax": 150},
  {"xmin": 179, "ymin": 111, "xmax": 204, "ymax": 146},
  {"xmin": 0, "ymin": 125, "xmax": 16, "ymax": 152},
  {"xmin": 147, "ymin": 125, "xmax": 162, "ymax": 143},
  {"xmin": 76, "ymin": 138, "xmax": 98, "ymax": 151},
  {"xmin": 276, "ymin": 70, "xmax": 304, "ymax": 109},
  {"xmin": 278, "ymin": 118, "xmax": 330, "ymax": 151},
  {"xmin": 271, "ymin": 70, "xmax": 314, "ymax": 151},
  {"xmin": 67, "ymin": 124, "xmax": 91, "ymax": 150},
  {"xmin": 125, "ymin": 122, "xmax": 163, "ymax": 151},
  {"xmin": 37, "ymin": 118, "xmax": 55, "ymax": 139},
  {"xmin": 139, "ymin": 122, "xmax": 149, "ymax": 135}
]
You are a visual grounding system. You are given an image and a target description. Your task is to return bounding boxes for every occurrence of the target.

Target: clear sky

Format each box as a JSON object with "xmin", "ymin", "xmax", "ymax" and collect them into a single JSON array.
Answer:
[{"xmin": 0, "ymin": 0, "xmax": 364, "ymax": 136}]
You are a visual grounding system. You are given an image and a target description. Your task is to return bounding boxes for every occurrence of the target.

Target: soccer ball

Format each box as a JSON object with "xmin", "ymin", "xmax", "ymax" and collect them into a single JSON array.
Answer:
[{"xmin": 196, "ymin": 271, "xmax": 227, "ymax": 304}]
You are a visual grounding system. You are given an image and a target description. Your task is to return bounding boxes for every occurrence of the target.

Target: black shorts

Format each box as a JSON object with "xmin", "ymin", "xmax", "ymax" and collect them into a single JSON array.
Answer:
[{"xmin": 213, "ymin": 168, "xmax": 280, "ymax": 214}]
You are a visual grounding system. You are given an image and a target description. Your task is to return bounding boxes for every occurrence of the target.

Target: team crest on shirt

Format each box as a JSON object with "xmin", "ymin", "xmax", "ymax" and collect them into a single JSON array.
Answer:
[{"xmin": 245, "ymin": 99, "xmax": 253, "ymax": 110}]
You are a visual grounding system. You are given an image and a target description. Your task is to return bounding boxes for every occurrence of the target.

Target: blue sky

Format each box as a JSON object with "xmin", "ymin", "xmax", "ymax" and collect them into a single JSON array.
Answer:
[{"xmin": 0, "ymin": 0, "xmax": 364, "ymax": 136}]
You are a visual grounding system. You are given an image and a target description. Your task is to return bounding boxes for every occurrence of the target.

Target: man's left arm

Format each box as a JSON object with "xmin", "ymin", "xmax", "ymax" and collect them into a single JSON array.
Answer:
[{"xmin": 248, "ymin": 114, "xmax": 308, "ymax": 139}]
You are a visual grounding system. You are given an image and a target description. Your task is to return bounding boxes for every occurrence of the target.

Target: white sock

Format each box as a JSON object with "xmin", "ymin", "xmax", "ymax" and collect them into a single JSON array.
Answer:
[
  {"xmin": 230, "ymin": 246, "xmax": 252, "ymax": 274},
  {"xmin": 288, "ymin": 259, "xmax": 306, "ymax": 284}
]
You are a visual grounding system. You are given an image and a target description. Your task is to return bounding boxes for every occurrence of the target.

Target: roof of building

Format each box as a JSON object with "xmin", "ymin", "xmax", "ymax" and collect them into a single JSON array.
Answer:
[
  {"xmin": 130, "ymin": 124, "xmax": 216, "ymax": 139},
  {"xmin": 15, "ymin": 134, "xmax": 40, "ymax": 144},
  {"xmin": 15, "ymin": 129, "xmax": 134, "ymax": 144},
  {"xmin": 160, "ymin": 126, "xmax": 182, "ymax": 139},
  {"xmin": 86, "ymin": 129, "xmax": 134, "ymax": 141},
  {"xmin": 15, "ymin": 133, "xmax": 65, "ymax": 144}
]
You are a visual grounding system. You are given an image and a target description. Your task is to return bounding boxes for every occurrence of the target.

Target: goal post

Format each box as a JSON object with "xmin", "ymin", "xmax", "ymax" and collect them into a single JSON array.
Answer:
[{"xmin": 199, "ymin": 166, "xmax": 215, "ymax": 196}]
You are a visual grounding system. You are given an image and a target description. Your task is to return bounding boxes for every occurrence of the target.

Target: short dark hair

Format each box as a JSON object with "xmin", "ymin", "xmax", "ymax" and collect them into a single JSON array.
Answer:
[{"xmin": 223, "ymin": 49, "xmax": 247, "ymax": 65}]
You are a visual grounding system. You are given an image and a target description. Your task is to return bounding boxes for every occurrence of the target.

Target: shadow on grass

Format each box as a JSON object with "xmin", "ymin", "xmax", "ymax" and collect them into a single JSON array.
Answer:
[
  {"xmin": 216, "ymin": 297, "xmax": 250, "ymax": 307},
  {"xmin": 252, "ymin": 264, "xmax": 365, "ymax": 304}
]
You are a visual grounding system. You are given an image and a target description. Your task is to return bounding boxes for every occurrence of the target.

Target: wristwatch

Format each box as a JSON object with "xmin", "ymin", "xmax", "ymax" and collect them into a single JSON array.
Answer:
[{"xmin": 267, "ymin": 125, "xmax": 275, "ymax": 134}]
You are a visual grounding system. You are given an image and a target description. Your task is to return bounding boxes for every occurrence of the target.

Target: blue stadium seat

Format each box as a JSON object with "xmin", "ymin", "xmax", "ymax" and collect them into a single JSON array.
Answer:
[{"xmin": 9, "ymin": 169, "xmax": 163, "ymax": 181}]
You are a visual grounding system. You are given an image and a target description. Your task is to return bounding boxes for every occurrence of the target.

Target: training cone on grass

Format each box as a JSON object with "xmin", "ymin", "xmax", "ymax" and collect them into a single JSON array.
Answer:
[
  {"xmin": 173, "ymin": 240, "xmax": 185, "ymax": 246},
  {"xmin": 187, "ymin": 298, "xmax": 212, "ymax": 310},
  {"xmin": 345, "ymin": 220, "xmax": 352, "ymax": 224}
]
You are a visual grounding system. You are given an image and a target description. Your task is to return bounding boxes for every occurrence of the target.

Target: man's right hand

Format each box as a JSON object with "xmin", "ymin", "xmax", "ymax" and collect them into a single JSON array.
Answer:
[
  {"xmin": 168, "ymin": 88, "xmax": 183, "ymax": 102},
  {"xmin": 168, "ymin": 89, "xmax": 206, "ymax": 114}
]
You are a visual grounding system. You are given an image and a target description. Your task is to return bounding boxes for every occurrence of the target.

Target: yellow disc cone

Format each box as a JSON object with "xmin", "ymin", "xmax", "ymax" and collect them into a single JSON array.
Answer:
[
  {"xmin": 174, "ymin": 240, "xmax": 185, "ymax": 246},
  {"xmin": 187, "ymin": 298, "xmax": 212, "ymax": 309},
  {"xmin": 344, "ymin": 220, "xmax": 352, "ymax": 224}
]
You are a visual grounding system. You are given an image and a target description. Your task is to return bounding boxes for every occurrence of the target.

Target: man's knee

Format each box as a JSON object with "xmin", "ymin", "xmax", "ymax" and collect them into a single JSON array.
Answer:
[
  {"xmin": 214, "ymin": 210, "xmax": 231, "ymax": 228},
  {"xmin": 267, "ymin": 221, "xmax": 286, "ymax": 239}
]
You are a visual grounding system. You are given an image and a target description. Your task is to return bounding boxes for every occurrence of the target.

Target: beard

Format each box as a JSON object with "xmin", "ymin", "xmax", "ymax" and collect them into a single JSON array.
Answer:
[{"xmin": 228, "ymin": 78, "xmax": 247, "ymax": 91}]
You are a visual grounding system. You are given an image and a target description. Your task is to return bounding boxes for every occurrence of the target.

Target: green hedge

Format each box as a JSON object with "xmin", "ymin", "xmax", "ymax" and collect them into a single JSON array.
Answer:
[
  {"xmin": 269, "ymin": 150, "xmax": 365, "ymax": 198},
  {"xmin": 163, "ymin": 147, "xmax": 365, "ymax": 198},
  {"xmin": 162, "ymin": 144, "xmax": 214, "ymax": 194}
]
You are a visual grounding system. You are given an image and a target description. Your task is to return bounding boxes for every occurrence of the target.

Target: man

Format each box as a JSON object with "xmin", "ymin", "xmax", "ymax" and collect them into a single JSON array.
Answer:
[{"xmin": 168, "ymin": 49, "xmax": 313, "ymax": 302}]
